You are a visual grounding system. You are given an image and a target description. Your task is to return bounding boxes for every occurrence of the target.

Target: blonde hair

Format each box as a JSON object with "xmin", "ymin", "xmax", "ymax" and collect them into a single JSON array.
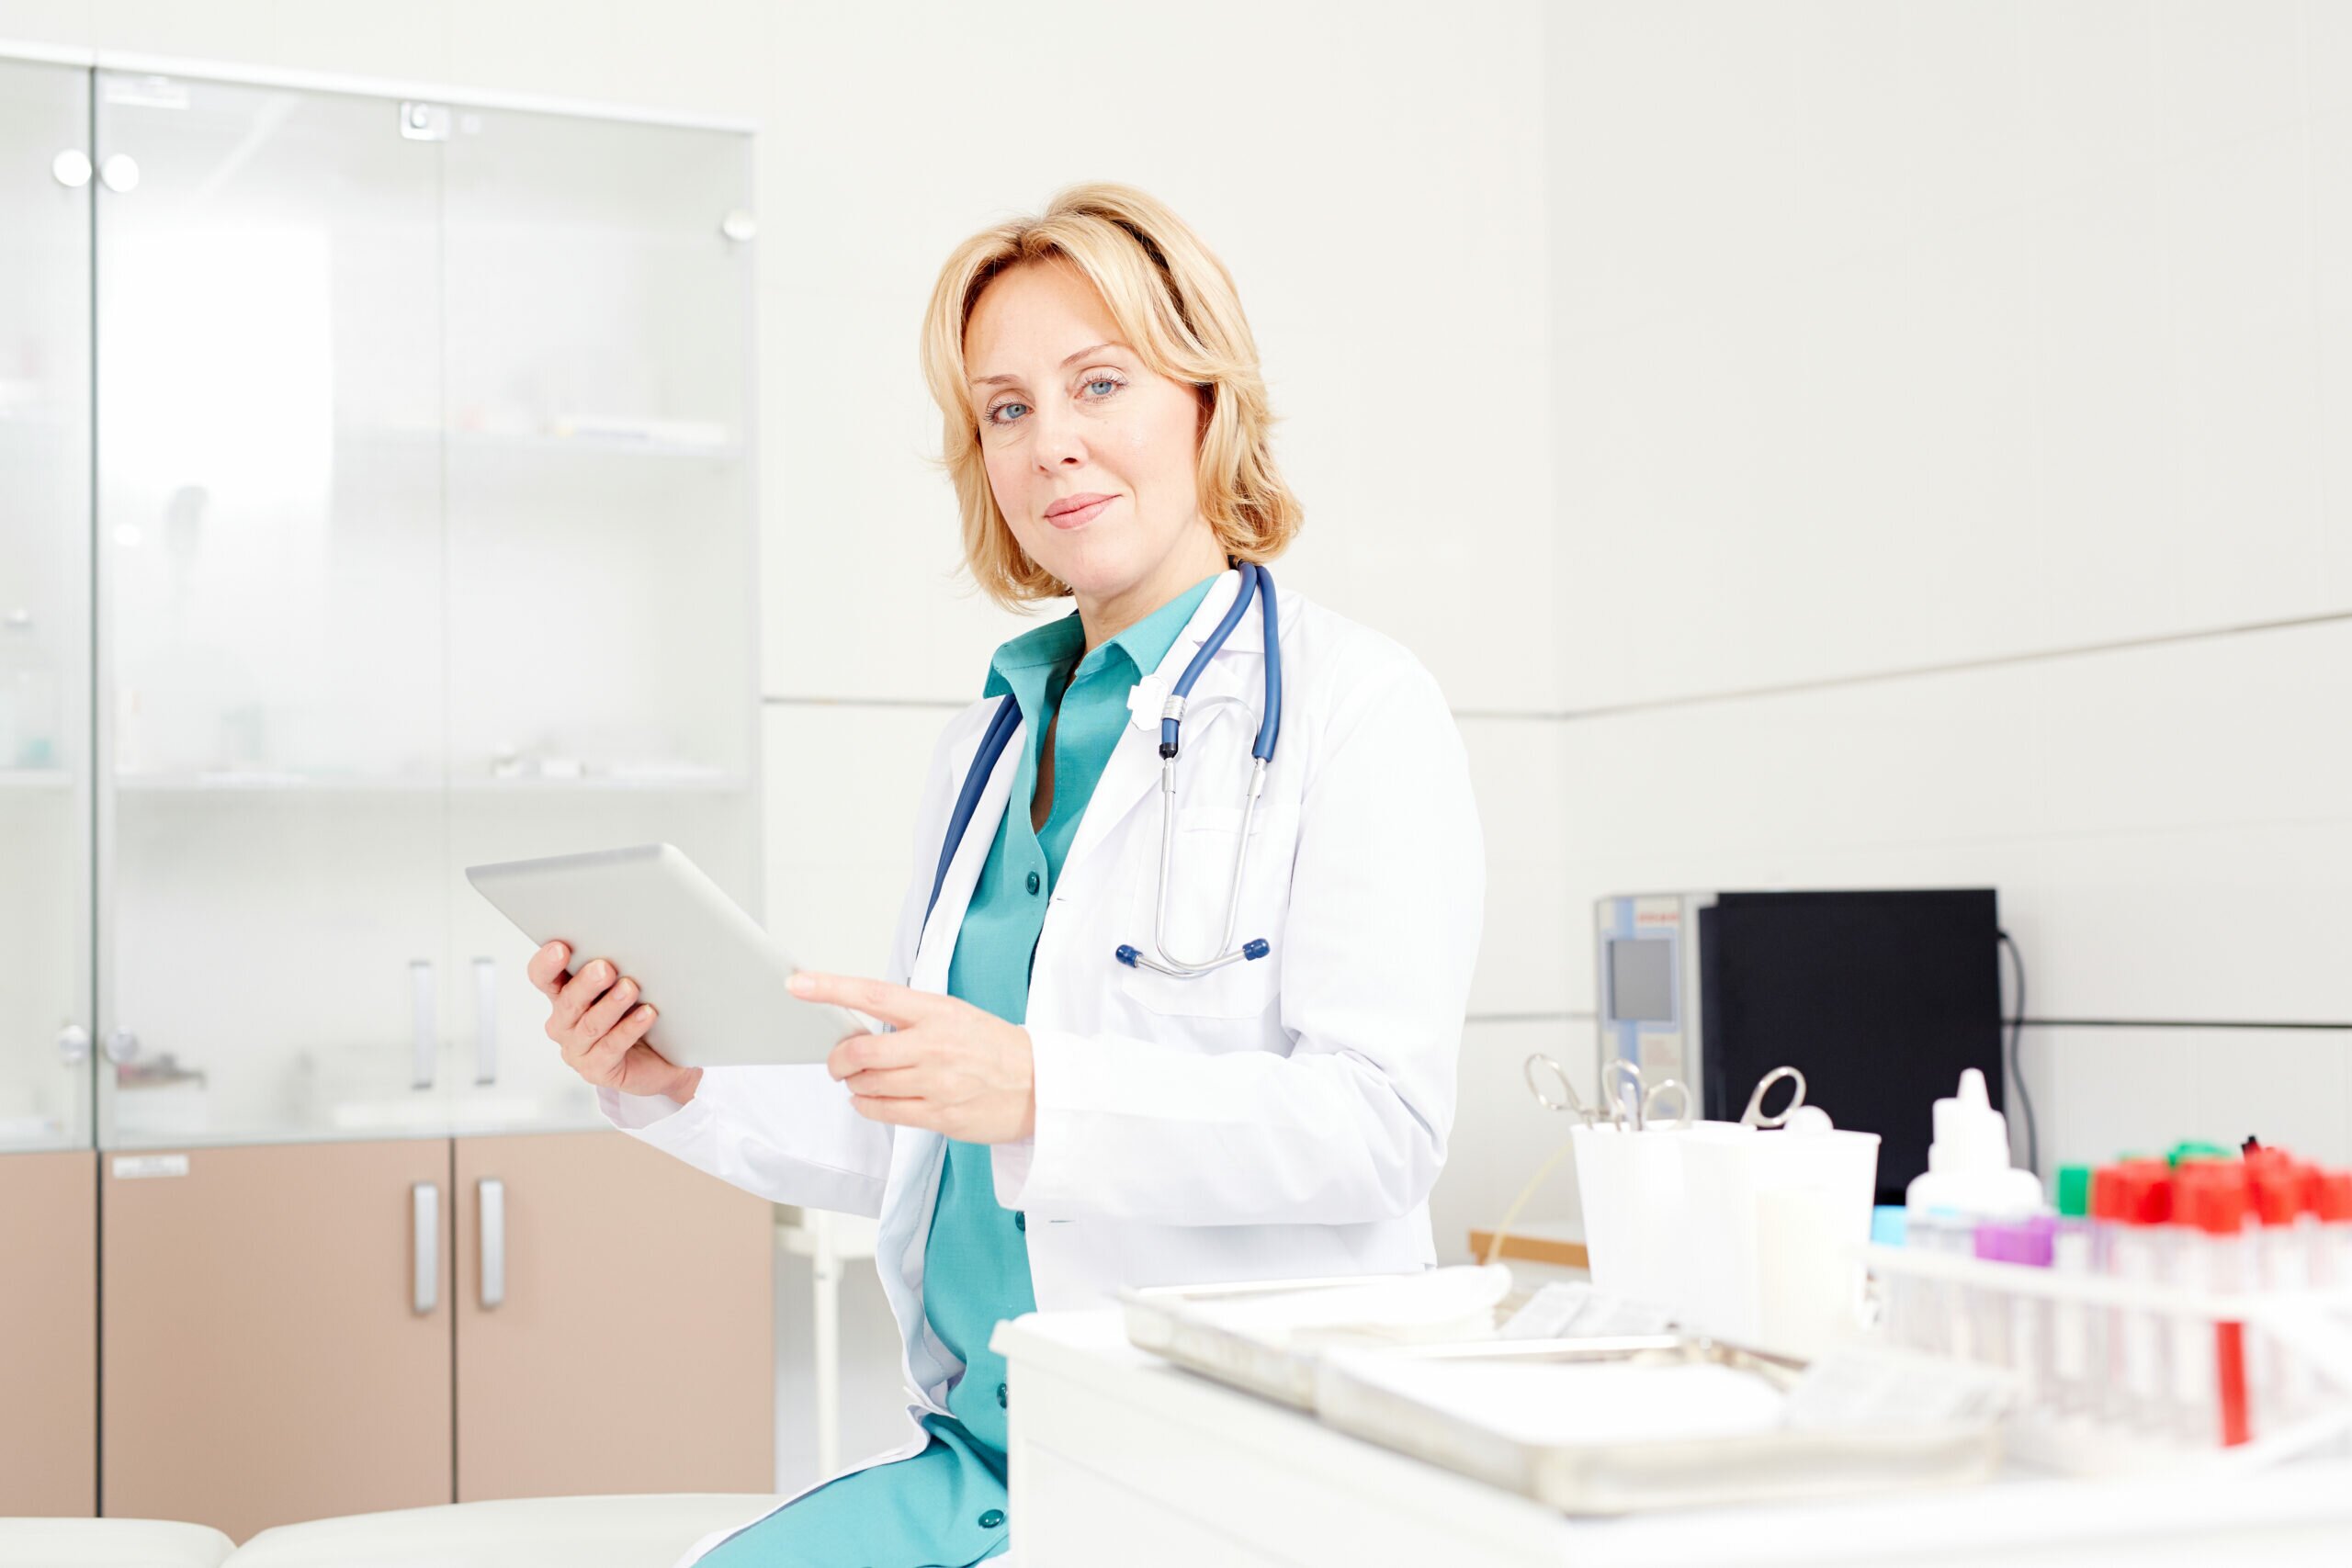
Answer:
[{"xmin": 919, "ymin": 182, "xmax": 1304, "ymax": 608}]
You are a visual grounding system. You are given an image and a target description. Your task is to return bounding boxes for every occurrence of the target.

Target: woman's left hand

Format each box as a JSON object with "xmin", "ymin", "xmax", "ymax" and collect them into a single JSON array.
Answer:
[{"xmin": 787, "ymin": 970, "xmax": 1036, "ymax": 1143}]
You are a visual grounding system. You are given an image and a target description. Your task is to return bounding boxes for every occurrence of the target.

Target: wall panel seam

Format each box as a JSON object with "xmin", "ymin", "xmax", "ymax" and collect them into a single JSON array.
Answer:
[{"xmin": 1548, "ymin": 608, "xmax": 2352, "ymax": 721}]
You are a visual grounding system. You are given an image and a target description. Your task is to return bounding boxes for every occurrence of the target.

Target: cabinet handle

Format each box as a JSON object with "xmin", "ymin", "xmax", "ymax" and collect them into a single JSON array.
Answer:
[
  {"xmin": 479, "ymin": 1177, "xmax": 505, "ymax": 1309},
  {"xmin": 413, "ymin": 1181, "xmax": 439, "ymax": 1314},
  {"xmin": 472, "ymin": 957, "xmax": 498, "ymax": 1086},
  {"xmin": 410, "ymin": 959, "xmax": 436, "ymax": 1089}
]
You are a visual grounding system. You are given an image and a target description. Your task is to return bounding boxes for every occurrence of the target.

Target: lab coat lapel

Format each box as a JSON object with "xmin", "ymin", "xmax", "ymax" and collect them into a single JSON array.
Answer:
[
  {"xmin": 907, "ymin": 706, "xmax": 1024, "ymax": 995},
  {"xmin": 1057, "ymin": 569, "xmax": 1271, "ymax": 892}
]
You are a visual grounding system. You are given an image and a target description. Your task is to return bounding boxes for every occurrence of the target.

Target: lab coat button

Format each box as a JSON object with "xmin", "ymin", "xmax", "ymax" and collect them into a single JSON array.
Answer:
[
  {"xmin": 996, "ymin": 1382, "xmax": 1008, "ymax": 1408},
  {"xmin": 979, "ymin": 1509, "xmax": 1005, "ymax": 1529},
  {"xmin": 1013, "ymin": 1211, "xmax": 1025, "ymax": 1231},
  {"xmin": 1025, "ymin": 870, "xmax": 1040, "ymax": 895}
]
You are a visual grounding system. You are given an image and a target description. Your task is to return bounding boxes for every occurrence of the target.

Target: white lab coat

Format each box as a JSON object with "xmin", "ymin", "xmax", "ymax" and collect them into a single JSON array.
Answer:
[{"xmin": 599, "ymin": 570, "xmax": 1485, "ymax": 1562}]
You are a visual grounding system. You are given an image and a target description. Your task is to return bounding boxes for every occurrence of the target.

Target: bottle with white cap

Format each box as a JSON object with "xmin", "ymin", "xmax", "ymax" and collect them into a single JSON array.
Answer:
[
  {"xmin": 1905, "ymin": 1066, "xmax": 2043, "ymax": 1219},
  {"xmin": 1902, "ymin": 1068, "xmax": 2045, "ymax": 1367}
]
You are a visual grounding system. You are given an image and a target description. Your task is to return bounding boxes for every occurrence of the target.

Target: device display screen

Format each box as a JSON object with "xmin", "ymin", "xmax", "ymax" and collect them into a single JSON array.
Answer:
[{"xmin": 1607, "ymin": 938, "xmax": 1674, "ymax": 1022}]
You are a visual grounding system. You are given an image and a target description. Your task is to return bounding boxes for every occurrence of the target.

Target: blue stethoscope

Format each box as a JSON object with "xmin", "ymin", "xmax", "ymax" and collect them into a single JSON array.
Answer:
[{"xmin": 922, "ymin": 561, "xmax": 1283, "ymax": 979}]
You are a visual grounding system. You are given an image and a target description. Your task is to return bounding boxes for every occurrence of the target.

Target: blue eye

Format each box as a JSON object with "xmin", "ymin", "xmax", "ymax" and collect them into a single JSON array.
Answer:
[{"xmin": 986, "ymin": 373, "xmax": 1123, "ymax": 429}]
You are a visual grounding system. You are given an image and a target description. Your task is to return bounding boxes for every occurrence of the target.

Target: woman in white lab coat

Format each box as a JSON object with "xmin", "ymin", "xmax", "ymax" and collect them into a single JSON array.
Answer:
[{"xmin": 535, "ymin": 181, "xmax": 1484, "ymax": 1566}]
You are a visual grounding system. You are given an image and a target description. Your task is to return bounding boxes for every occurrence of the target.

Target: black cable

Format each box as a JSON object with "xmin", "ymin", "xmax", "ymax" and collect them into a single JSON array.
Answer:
[{"xmin": 1997, "ymin": 929, "xmax": 2037, "ymax": 1176}]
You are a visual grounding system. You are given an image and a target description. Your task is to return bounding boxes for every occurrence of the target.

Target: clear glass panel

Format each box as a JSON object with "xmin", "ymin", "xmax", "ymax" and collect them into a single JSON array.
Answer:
[
  {"xmin": 96, "ymin": 72, "xmax": 449, "ymax": 1145},
  {"xmin": 440, "ymin": 108, "xmax": 760, "ymax": 1131},
  {"xmin": 0, "ymin": 59, "xmax": 95, "ymax": 1152}
]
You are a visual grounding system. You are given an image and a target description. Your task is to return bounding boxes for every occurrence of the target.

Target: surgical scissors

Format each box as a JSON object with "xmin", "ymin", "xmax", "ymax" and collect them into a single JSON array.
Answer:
[
  {"xmin": 1522, "ymin": 1053, "xmax": 1602, "ymax": 1124},
  {"xmin": 1738, "ymin": 1064, "xmax": 1808, "ymax": 1129}
]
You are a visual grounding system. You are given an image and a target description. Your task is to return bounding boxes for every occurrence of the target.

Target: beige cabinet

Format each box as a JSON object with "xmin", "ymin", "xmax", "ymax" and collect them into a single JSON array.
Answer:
[
  {"xmin": 0, "ymin": 1150, "xmax": 96, "ymax": 1517},
  {"xmin": 100, "ymin": 1133, "xmax": 771, "ymax": 1543},
  {"xmin": 453, "ymin": 1131, "xmax": 774, "ymax": 1502},
  {"xmin": 100, "ymin": 1139, "xmax": 456, "ymax": 1542}
]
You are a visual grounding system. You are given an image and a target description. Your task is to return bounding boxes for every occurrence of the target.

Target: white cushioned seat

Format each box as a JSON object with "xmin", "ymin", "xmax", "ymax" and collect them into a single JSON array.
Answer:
[
  {"xmin": 221, "ymin": 1494, "xmax": 786, "ymax": 1568},
  {"xmin": 0, "ymin": 1517, "xmax": 235, "ymax": 1567}
]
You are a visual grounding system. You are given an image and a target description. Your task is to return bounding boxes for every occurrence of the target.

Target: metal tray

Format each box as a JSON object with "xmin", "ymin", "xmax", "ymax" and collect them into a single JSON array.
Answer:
[
  {"xmin": 1118, "ymin": 1275, "xmax": 1509, "ymax": 1410},
  {"xmin": 1314, "ymin": 1336, "xmax": 2002, "ymax": 1515}
]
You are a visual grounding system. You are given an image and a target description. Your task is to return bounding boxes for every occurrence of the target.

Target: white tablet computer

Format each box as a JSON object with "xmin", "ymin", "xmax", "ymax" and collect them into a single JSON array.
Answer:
[{"xmin": 465, "ymin": 841, "xmax": 871, "ymax": 1069}]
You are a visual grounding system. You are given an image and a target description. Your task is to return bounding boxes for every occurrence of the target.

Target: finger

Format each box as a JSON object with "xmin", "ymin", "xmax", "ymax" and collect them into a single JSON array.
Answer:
[
  {"xmin": 586, "ymin": 1001, "xmax": 657, "ymax": 1078},
  {"xmin": 526, "ymin": 941, "xmax": 572, "ymax": 998},
  {"xmin": 787, "ymin": 971, "xmax": 943, "ymax": 1029},
  {"xmin": 826, "ymin": 1031, "xmax": 921, "ymax": 1080},
  {"xmin": 840, "ymin": 1065, "xmax": 928, "ymax": 1099},
  {"xmin": 556, "ymin": 958, "xmax": 618, "ymax": 1024},
  {"xmin": 579, "ymin": 973, "xmax": 643, "ymax": 1041},
  {"xmin": 849, "ymin": 1094, "xmax": 936, "ymax": 1129}
]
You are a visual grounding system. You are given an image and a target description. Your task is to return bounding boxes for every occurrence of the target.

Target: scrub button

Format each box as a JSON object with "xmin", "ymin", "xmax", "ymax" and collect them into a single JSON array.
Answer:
[
  {"xmin": 1025, "ymin": 870, "xmax": 1040, "ymax": 895},
  {"xmin": 996, "ymin": 1382, "xmax": 1008, "ymax": 1408},
  {"xmin": 979, "ymin": 1509, "xmax": 1005, "ymax": 1529}
]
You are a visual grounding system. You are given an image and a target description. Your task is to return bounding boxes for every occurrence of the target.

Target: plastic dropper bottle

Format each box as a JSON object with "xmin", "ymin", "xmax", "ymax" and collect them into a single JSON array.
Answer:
[
  {"xmin": 1905, "ymin": 1068, "xmax": 2045, "ymax": 1217},
  {"xmin": 1906, "ymin": 1070, "xmax": 2041, "ymax": 1367},
  {"xmin": 0, "ymin": 607, "xmax": 57, "ymax": 769}
]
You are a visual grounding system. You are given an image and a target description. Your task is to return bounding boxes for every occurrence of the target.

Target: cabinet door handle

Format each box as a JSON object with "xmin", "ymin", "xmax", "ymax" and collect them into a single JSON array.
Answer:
[
  {"xmin": 413, "ymin": 1181, "xmax": 439, "ymax": 1314},
  {"xmin": 410, "ymin": 958, "xmax": 436, "ymax": 1089},
  {"xmin": 472, "ymin": 957, "xmax": 498, "ymax": 1086},
  {"xmin": 479, "ymin": 1177, "xmax": 505, "ymax": 1309}
]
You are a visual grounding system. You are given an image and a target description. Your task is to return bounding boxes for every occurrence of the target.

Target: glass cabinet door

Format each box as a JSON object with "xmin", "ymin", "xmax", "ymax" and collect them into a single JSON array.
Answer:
[
  {"xmin": 0, "ymin": 58, "xmax": 95, "ymax": 1153},
  {"xmin": 438, "ymin": 107, "xmax": 760, "ymax": 1130},
  {"xmin": 95, "ymin": 72, "xmax": 451, "ymax": 1145}
]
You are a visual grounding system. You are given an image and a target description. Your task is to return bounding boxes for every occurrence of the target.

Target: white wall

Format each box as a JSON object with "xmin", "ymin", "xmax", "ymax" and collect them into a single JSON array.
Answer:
[{"xmin": 1547, "ymin": 0, "xmax": 2352, "ymax": 1186}]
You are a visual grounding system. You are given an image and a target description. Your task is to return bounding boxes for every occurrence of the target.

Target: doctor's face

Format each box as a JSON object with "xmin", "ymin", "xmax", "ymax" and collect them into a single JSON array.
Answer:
[{"xmin": 965, "ymin": 259, "xmax": 1214, "ymax": 604}]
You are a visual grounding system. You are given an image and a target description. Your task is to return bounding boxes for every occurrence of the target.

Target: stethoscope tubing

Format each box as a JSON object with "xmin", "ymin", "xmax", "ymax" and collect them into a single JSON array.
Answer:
[{"xmin": 922, "ymin": 564, "xmax": 1283, "ymax": 985}]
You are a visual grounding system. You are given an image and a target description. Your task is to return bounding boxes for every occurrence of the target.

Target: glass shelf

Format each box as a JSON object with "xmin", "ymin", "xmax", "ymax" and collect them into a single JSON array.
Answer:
[
  {"xmin": 112, "ymin": 769, "xmax": 749, "ymax": 795},
  {"xmin": 0, "ymin": 769, "xmax": 74, "ymax": 792},
  {"xmin": 345, "ymin": 423, "xmax": 743, "ymax": 461}
]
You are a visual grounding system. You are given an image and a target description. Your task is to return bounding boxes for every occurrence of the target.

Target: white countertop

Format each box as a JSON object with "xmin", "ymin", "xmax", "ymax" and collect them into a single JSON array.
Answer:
[{"xmin": 991, "ymin": 1308, "xmax": 2352, "ymax": 1568}]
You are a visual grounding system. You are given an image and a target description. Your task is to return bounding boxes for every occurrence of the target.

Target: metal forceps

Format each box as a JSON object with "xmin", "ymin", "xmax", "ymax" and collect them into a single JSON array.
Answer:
[
  {"xmin": 1522, "ymin": 1054, "xmax": 1692, "ymax": 1131},
  {"xmin": 1602, "ymin": 1058, "xmax": 1691, "ymax": 1131},
  {"xmin": 1738, "ymin": 1065, "xmax": 1809, "ymax": 1129}
]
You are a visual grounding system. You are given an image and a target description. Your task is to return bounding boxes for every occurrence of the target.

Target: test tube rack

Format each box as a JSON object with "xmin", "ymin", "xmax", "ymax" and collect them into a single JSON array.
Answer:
[{"xmin": 1861, "ymin": 1244, "xmax": 2352, "ymax": 1476}]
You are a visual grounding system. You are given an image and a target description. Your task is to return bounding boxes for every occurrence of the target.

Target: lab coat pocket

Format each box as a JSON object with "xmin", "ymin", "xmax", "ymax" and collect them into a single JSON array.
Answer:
[{"xmin": 1115, "ymin": 802, "xmax": 1295, "ymax": 1021}]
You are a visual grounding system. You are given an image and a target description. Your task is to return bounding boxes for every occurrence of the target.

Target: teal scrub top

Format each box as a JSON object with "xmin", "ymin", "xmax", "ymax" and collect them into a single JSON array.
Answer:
[{"xmin": 697, "ymin": 571, "xmax": 1220, "ymax": 1567}]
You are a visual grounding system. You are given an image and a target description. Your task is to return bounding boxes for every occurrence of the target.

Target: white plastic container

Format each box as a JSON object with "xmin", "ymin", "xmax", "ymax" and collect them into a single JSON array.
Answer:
[
  {"xmin": 1573, "ymin": 1117, "xmax": 1881, "ymax": 1359},
  {"xmin": 1681, "ymin": 1121, "xmax": 1881, "ymax": 1358},
  {"xmin": 1567, "ymin": 1122, "xmax": 1691, "ymax": 1309}
]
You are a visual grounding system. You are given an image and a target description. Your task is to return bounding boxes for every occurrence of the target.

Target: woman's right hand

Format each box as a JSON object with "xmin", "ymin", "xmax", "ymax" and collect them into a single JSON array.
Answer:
[{"xmin": 529, "ymin": 940, "xmax": 701, "ymax": 1104}]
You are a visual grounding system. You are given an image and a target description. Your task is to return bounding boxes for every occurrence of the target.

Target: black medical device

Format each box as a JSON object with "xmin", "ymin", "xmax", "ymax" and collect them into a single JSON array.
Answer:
[{"xmin": 1594, "ymin": 889, "xmax": 2005, "ymax": 1204}]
